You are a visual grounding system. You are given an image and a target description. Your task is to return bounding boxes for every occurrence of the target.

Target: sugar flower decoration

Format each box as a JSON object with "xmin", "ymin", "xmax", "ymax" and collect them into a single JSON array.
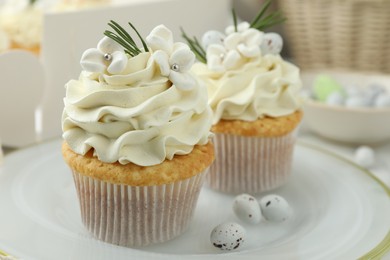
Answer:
[
  {"xmin": 181, "ymin": 0, "xmax": 286, "ymax": 70},
  {"xmin": 225, "ymin": 28, "xmax": 263, "ymax": 58},
  {"xmin": 80, "ymin": 36, "xmax": 128, "ymax": 74},
  {"xmin": 225, "ymin": 21, "xmax": 250, "ymax": 35},
  {"xmin": 146, "ymin": 25, "xmax": 196, "ymax": 91},
  {"xmin": 206, "ymin": 44, "xmax": 241, "ymax": 72},
  {"xmin": 201, "ymin": 30, "xmax": 225, "ymax": 50}
]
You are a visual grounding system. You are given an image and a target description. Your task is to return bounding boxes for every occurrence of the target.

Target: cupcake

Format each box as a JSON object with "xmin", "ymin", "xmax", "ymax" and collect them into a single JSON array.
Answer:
[
  {"xmin": 61, "ymin": 22, "xmax": 214, "ymax": 247},
  {"xmin": 0, "ymin": 0, "xmax": 43, "ymax": 54},
  {"xmin": 185, "ymin": 5, "xmax": 303, "ymax": 194}
]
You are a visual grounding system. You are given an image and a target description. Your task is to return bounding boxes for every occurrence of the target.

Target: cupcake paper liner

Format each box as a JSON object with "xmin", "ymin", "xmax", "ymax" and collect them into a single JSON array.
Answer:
[
  {"xmin": 72, "ymin": 169, "xmax": 208, "ymax": 247},
  {"xmin": 206, "ymin": 130, "xmax": 298, "ymax": 194}
]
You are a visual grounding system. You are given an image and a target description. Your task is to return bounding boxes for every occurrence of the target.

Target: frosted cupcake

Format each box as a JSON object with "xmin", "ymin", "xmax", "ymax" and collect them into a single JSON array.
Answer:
[
  {"xmin": 62, "ymin": 21, "xmax": 214, "ymax": 247},
  {"xmin": 0, "ymin": 0, "xmax": 43, "ymax": 54},
  {"xmin": 185, "ymin": 5, "xmax": 303, "ymax": 194}
]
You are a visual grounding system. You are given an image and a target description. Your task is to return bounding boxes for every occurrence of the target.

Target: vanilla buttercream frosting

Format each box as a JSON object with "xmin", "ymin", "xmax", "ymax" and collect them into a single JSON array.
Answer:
[
  {"xmin": 192, "ymin": 23, "xmax": 302, "ymax": 124},
  {"xmin": 62, "ymin": 25, "xmax": 213, "ymax": 166}
]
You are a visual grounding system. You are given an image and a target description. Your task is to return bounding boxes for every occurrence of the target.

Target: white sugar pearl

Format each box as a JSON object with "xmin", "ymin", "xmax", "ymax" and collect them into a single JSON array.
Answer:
[
  {"xmin": 232, "ymin": 194, "xmax": 262, "ymax": 224},
  {"xmin": 260, "ymin": 33, "xmax": 283, "ymax": 55},
  {"xmin": 210, "ymin": 222, "xmax": 246, "ymax": 251},
  {"xmin": 354, "ymin": 146, "xmax": 375, "ymax": 168},
  {"xmin": 374, "ymin": 94, "xmax": 390, "ymax": 107},
  {"xmin": 345, "ymin": 96, "xmax": 370, "ymax": 107},
  {"xmin": 259, "ymin": 195, "xmax": 291, "ymax": 222},
  {"xmin": 201, "ymin": 30, "xmax": 225, "ymax": 50},
  {"xmin": 326, "ymin": 92, "xmax": 344, "ymax": 105}
]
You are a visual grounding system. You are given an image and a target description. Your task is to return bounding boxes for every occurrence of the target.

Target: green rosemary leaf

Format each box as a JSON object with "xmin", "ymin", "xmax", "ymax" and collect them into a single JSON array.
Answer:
[
  {"xmin": 250, "ymin": 0, "xmax": 272, "ymax": 28},
  {"xmin": 109, "ymin": 20, "xmax": 134, "ymax": 44},
  {"xmin": 107, "ymin": 21, "xmax": 139, "ymax": 52},
  {"xmin": 181, "ymin": 27, "xmax": 207, "ymax": 64},
  {"xmin": 104, "ymin": 31, "xmax": 138, "ymax": 56},
  {"xmin": 256, "ymin": 17, "xmax": 286, "ymax": 31},
  {"xmin": 102, "ymin": 20, "xmax": 163, "ymax": 58},
  {"xmin": 232, "ymin": 8, "xmax": 238, "ymax": 32},
  {"xmin": 252, "ymin": 11, "xmax": 285, "ymax": 30},
  {"xmin": 128, "ymin": 22, "xmax": 149, "ymax": 52},
  {"xmin": 30, "ymin": 0, "xmax": 38, "ymax": 5},
  {"xmin": 194, "ymin": 37, "xmax": 206, "ymax": 57}
]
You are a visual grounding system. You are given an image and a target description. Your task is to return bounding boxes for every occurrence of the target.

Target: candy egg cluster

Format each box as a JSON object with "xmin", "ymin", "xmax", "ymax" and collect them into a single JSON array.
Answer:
[
  {"xmin": 311, "ymin": 75, "xmax": 390, "ymax": 108},
  {"xmin": 210, "ymin": 193, "xmax": 292, "ymax": 251}
]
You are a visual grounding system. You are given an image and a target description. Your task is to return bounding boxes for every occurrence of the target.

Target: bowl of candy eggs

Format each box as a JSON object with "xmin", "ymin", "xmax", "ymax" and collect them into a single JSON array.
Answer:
[{"xmin": 301, "ymin": 70, "xmax": 390, "ymax": 144}]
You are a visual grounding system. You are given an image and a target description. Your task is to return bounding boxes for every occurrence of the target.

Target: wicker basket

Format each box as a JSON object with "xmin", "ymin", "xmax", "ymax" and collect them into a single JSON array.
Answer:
[{"xmin": 277, "ymin": 0, "xmax": 390, "ymax": 73}]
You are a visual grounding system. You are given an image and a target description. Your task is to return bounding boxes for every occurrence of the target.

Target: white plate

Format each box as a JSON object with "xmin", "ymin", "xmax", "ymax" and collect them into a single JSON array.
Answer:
[{"xmin": 0, "ymin": 139, "xmax": 389, "ymax": 260}]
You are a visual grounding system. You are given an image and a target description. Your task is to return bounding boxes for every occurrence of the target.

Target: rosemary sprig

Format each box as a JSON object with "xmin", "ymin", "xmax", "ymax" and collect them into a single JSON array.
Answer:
[
  {"xmin": 232, "ymin": 9, "xmax": 238, "ymax": 33},
  {"xmin": 103, "ymin": 20, "xmax": 148, "ymax": 57},
  {"xmin": 30, "ymin": 0, "xmax": 38, "ymax": 5},
  {"xmin": 181, "ymin": 0, "xmax": 285, "ymax": 64},
  {"xmin": 250, "ymin": 0, "xmax": 286, "ymax": 30},
  {"xmin": 128, "ymin": 22, "xmax": 149, "ymax": 52},
  {"xmin": 181, "ymin": 27, "xmax": 207, "ymax": 64}
]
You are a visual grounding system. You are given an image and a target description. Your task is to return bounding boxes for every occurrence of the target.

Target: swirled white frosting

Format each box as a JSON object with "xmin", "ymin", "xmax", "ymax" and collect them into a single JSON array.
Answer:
[
  {"xmin": 192, "ymin": 54, "xmax": 302, "ymax": 124},
  {"xmin": 0, "ymin": 6, "xmax": 42, "ymax": 49},
  {"xmin": 62, "ymin": 51, "xmax": 213, "ymax": 166}
]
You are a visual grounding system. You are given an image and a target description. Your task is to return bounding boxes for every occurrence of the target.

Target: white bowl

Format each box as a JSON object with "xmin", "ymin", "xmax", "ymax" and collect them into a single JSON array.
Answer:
[{"xmin": 301, "ymin": 70, "xmax": 390, "ymax": 144}]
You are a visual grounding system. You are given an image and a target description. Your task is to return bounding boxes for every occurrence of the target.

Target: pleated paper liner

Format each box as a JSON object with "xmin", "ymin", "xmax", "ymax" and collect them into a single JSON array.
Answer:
[
  {"xmin": 206, "ymin": 129, "xmax": 298, "ymax": 194},
  {"xmin": 72, "ymin": 169, "xmax": 208, "ymax": 247}
]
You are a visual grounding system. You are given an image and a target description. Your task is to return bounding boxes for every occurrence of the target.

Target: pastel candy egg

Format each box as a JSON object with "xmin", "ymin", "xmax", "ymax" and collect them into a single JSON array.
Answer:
[
  {"xmin": 345, "ymin": 96, "xmax": 370, "ymax": 107},
  {"xmin": 354, "ymin": 146, "xmax": 375, "ymax": 168},
  {"xmin": 210, "ymin": 222, "xmax": 246, "ymax": 251},
  {"xmin": 364, "ymin": 84, "xmax": 386, "ymax": 106},
  {"xmin": 374, "ymin": 94, "xmax": 390, "ymax": 107},
  {"xmin": 313, "ymin": 75, "xmax": 344, "ymax": 102},
  {"xmin": 259, "ymin": 195, "xmax": 291, "ymax": 223},
  {"xmin": 344, "ymin": 85, "xmax": 361, "ymax": 97},
  {"xmin": 326, "ymin": 92, "xmax": 344, "ymax": 105},
  {"xmin": 232, "ymin": 194, "xmax": 262, "ymax": 224},
  {"xmin": 201, "ymin": 30, "xmax": 225, "ymax": 50},
  {"xmin": 260, "ymin": 32, "xmax": 283, "ymax": 55}
]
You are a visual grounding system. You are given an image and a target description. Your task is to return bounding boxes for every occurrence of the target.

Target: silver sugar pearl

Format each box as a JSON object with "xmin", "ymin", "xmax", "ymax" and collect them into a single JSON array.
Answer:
[
  {"xmin": 103, "ymin": 53, "xmax": 112, "ymax": 61},
  {"xmin": 171, "ymin": 63, "xmax": 180, "ymax": 72}
]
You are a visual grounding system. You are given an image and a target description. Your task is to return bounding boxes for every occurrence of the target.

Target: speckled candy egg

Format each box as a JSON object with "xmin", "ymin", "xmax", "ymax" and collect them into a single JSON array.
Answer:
[
  {"xmin": 260, "ymin": 32, "xmax": 283, "ymax": 55},
  {"xmin": 326, "ymin": 92, "xmax": 345, "ymax": 106},
  {"xmin": 232, "ymin": 194, "xmax": 262, "ymax": 224},
  {"xmin": 345, "ymin": 96, "xmax": 370, "ymax": 107},
  {"xmin": 374, "ymin": 94, "xmax": 390, "ymax": 107},
  {"xmin": 201, "ymin": 30, "xmax": 225, "ymax": 50},
  {"xmin": 210, "ymin": 222, "xmax": 246, "ymax": 251},
  {"xmin": 259, "ymin": 195, "xmax": 291, "ymax": 222}
]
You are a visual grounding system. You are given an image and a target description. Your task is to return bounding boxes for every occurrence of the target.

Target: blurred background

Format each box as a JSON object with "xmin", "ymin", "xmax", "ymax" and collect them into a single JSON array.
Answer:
[{"xmin": 1, "ymin": 0, "xmax": 390, "ymax": 147}]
